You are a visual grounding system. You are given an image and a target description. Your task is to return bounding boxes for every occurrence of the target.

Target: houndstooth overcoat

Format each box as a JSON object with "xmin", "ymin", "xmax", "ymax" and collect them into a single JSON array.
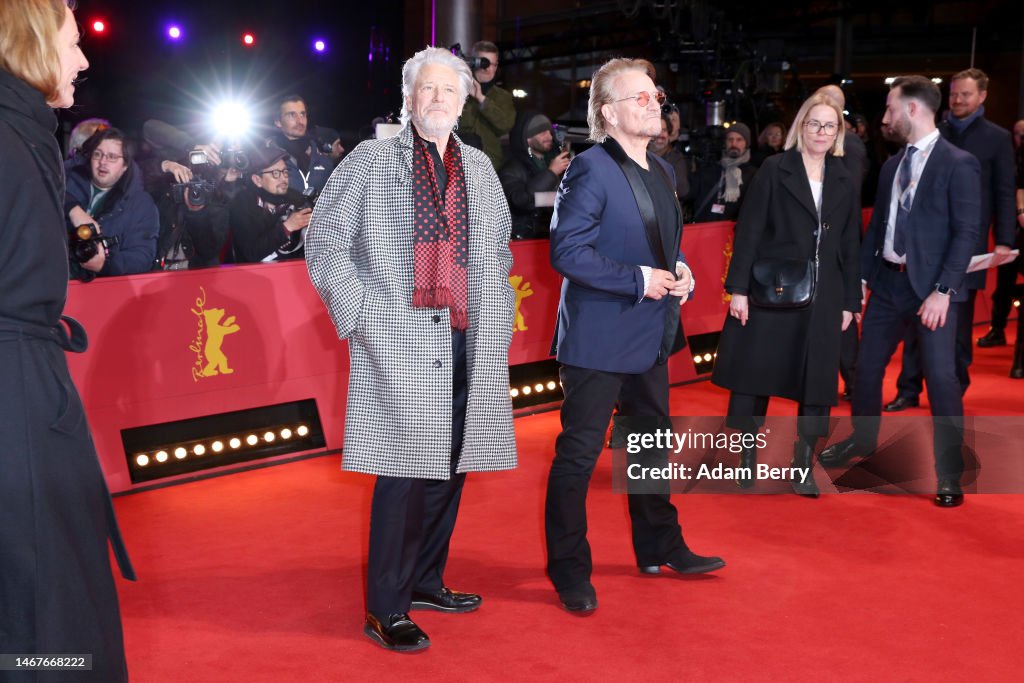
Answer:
[{"xmin": 305, "ymin": 125, "xmax": 517, "ymax": 479}]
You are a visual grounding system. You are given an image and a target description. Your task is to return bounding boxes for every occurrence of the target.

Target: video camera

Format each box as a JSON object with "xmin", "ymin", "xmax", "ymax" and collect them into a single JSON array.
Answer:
[
  {"xmin": 69, "ymin": 223, "xmax": 120, "ymax": 263},
  {"xmin": 450, "ymin": 43, "xmax": 492, "ymax": 72}
]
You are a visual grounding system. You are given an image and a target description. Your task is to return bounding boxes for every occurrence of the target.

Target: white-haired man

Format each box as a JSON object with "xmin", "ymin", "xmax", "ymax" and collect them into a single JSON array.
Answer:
[{"xmin": 306, "ymin": 47, "xmax": 516, "ymax": 652}]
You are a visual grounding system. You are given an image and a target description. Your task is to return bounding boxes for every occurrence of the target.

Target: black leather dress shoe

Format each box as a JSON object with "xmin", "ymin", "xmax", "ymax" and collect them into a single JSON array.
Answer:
[
  {"xmin": 410, "ymin": 587, "xmax": 482, "ymax": 613},
  {"xmin": 364, "ymin": 613, "xmax": 430, "ymax": 652},
  {"xmin": 884, "ymin": 395, "xmax": 920, "ymax": 412},
  {"xmin": 558, "ymin": 584, "xmax": 597, "ymax": 615},
  {"xmin": 934, "ymin": 480, "xmax": 964, "ymax": 508},
  {"xmin": 818, "ymin": 438, "xmax": 874, "ymax": 468},
  {"xmin": 977, "ymin": 328, "xmax": 1006, "ymax": 348},
  {"xmin": 639, "ymin": 550, "xmax": 726, "ymax": 575}
]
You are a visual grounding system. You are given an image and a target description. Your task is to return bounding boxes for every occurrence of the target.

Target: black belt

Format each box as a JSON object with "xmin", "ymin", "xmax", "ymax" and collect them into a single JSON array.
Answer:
[
  {"xmin": 881, "ymin": 260, "xmax": 908, "ymax": 273},
  {"xmin": 0, "ymin": 315, "xmax": 89, "ymax": 352}
]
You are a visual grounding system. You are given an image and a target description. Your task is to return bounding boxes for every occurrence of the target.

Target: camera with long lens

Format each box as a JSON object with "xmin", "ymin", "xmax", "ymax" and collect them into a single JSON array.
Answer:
[
  {"xmin": 189, "ymin": 147, "xmax": 249, "ymax": 171},
  {"xmin": 171, "ymin": 178, "xmax": 218, "ymax": 208},
  {"xmin": 69, "ymin": 223, "xmax": 121, "ymax": 263},
  {"xmin": 449, "ymin": 43, "xmax": 491, "ymax": 72}
]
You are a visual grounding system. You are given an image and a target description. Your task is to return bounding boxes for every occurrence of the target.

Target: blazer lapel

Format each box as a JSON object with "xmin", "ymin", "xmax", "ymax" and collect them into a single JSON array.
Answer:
[
  {"xmin": 600, "ymin": 138, "xmax": 670, "ymax": 270},
  {"xmin": 778, "ymin": 150, "xmax": 819, "ymax": 224},
  {"xmin": 821, "ymin": 154, "xmax": 851, "ymax": 222},
  {"xmin": 909, "ymin": 138, "xmax": 946, "ymax": 213}
]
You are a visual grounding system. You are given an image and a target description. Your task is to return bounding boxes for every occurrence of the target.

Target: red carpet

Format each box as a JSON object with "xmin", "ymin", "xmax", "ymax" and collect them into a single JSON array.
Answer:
[{"xmin": 113, "ymin": 326, "xmax": 1024, "ymax": 681}]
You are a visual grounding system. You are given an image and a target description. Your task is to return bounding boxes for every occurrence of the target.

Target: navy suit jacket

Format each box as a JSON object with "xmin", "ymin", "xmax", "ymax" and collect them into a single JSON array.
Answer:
[
  {"xmin": 550, "ymin": 144, "xmax": 685, "ymax": 374},
  {"xmin": 861, "ymin": 136, "xmax": 981, "ymax": 303},
  {"xmin": 939, "ymin": 116, "xmax": 1018, "ymax": 290}
]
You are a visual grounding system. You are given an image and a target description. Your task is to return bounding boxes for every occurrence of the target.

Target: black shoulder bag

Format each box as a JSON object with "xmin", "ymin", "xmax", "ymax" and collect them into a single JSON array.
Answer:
[{"xmin": 749, "ymin": 168, "xmax": 823, "ymax": 309}]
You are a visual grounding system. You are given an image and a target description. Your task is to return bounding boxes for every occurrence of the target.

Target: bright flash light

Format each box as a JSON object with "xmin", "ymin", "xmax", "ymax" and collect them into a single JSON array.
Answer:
[
  {"xmin": 168, "ymin": 26, "xmax": 182, "ymax": 40},
  {"xmin": 211, "ymin": 101, "xmax": 251, "ymax": 140},
  {"xmin": 313, "ymin": 39, "xmax": 327, "ymax": 53},
  {"xmin": 512, "ymin": 89, "xmax": 528, "ymax": 98},
  {"xmin": 92, "ymin": 20, "xmax": 106, "ymax": 33},
  {"xmin": 931, "ymin": 77, "xmax": 942, "ymax": 84}
]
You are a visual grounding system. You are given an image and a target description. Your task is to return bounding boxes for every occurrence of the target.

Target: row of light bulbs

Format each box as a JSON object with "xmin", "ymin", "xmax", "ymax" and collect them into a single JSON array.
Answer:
[
  {"xmin": 510, "ymin": 380, "xmax": 560, "ymax": 398},
  {"xmin": 135, "ymin": 425, "xmax": 310, "ymax": 468},
  {"xmin": 693, "ymin": 351, "xmax": 718, "ymax": 365}
]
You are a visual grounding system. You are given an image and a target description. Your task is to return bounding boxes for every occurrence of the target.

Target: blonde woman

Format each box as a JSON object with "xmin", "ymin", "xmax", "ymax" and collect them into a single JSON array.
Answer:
[{"xmin": 712, "ymin": 94, "xmax": 862, "ymax": 496}]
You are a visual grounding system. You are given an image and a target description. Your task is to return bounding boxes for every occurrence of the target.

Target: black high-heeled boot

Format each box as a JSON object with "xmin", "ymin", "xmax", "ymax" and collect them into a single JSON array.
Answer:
[
  {"xmin": 737, "ymin": 446, "xmax": 756, "ymax": 489},
  {"xmin": 790, "ymin": 440, "xmax": 820, "ymax": 498},
  {"xmin": 1011, "ymin": 338, "xmax": 1023, "ymax": 379}
]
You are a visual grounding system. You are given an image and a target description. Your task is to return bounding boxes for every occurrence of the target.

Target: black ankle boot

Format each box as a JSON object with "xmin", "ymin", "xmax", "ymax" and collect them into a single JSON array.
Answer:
[
  {"xmin": 790, "ymin": 441, "xmax": 820, "ymax": 498},
  {"xmin": 1011, "ymin": 338, "xmax": 1024, "ymax": 379},
  {"xmin": 737, "ymin": 446, "xmax": 756, "ymax": 489}
]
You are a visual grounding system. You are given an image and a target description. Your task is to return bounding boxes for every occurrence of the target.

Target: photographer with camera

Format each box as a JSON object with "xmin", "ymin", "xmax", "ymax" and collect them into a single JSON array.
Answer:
[
  {"xmin": 228, "ymin": 144, "xmax": 312, "ymax": 263},
  {"xmin": 499, "ymin": 110, "xmax": 570, "ymax": 239},
  {"xmin": 142, "ymin": 120, "xmax": 244, "ymax": 269},
  {"xmin": 268, "ymin": 94, "xmax": 337, "ymax": 197},
  {"xmin": 65, "ymin": 127, "xmax": 158, "ymax": 280},
  {"xmin": 457, "ymin": 41, "xmax": 515, "ymax": 170}
]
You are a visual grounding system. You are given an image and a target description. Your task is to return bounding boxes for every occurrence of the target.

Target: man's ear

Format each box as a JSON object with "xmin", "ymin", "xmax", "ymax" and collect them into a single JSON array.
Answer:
[
  {"xmin": 273, "ymin": 120, "xmax": 283, "ymax": 131},
  {"xmin": 251, "ymin": 173, "xmax": 263, "ymax": 188}
]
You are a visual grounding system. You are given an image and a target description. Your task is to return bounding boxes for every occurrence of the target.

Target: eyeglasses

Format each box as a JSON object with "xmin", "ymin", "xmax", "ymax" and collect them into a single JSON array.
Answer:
[
  {"xmin": 91, "ymin": 150, "xmax": 124, "ymax": 162},
  {"xmin": 615, "ymin": 91, "xmax": 667, "ymax": 108},
  {"xmin": 804, "ymin": 120, "xmax": 839, "ymax": 136},
  {"xmin": 261, "ymin": 168, "xmax": 289, "ymax": 179}
]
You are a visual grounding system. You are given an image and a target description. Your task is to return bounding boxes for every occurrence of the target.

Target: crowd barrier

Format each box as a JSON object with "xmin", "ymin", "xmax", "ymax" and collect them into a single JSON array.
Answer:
[{"xmin": 65, "ymin": 214, "xmax": 1001, "ymax": 492}]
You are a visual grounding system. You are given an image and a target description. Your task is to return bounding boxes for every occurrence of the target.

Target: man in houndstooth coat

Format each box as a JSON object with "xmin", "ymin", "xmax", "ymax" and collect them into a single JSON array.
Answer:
[{"xmin": 305, "ymin": 46, "xmax": 517, "ymax": 652}]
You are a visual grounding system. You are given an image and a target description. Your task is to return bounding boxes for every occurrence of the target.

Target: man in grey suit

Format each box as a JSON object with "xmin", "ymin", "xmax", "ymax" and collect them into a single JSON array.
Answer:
[
  {"xmin": 306, "ymin": 46, "xmax": 516, "ymax": 652},
  {"xmin": 820, "ymin": 76, "xmax": 981, "ymax": 508}
]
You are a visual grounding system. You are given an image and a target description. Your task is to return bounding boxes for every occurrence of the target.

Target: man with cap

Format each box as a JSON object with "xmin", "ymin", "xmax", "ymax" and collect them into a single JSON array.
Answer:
[
  {"xmin": 227, "ymin": 143, "xmax": 312, "ymax": 262},
  {"xmin": 499, "ymin": 110, "xmax": 571, "ymax": 239},
  {"xmin": 688, "ymin": 122, "xmax": 758, "ymax": 222}
]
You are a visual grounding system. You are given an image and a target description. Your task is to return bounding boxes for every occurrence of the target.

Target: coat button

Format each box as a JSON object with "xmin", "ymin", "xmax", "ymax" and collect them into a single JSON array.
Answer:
[
  {"xmin": 432, "ymin": 314, "xmax": 441, "ymax": 323},
  {"xmin": 822, "ymin": 222, "xmax": 830, "ymax": 230},
  {"xmin": 432, "ymin": 360, "xmax": 442, "ymax": 369}
]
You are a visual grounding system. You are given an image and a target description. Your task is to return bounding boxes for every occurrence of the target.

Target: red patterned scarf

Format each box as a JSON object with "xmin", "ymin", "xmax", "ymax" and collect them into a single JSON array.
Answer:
[{"xmin": 412, "ymin": 133, "xmax": 470, "ymax": 330}]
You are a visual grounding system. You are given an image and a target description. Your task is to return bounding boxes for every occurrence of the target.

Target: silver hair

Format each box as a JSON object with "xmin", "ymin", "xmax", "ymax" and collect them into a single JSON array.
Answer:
[{"xmin": 400, "ymin": 46, "xmax": 474, "ymax": 127}]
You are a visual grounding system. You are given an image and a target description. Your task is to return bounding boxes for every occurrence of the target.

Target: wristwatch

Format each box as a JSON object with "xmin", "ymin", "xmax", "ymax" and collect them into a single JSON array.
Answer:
[{"xmin": 934, "ymin": 283, "xmax": 954, "ymax": 296}]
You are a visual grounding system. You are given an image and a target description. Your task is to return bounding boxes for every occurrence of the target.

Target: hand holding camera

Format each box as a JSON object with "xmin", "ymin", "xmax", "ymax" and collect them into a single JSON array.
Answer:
[{"xmin": 283, "ymin": 208, "xmax": 313, "ymax": 233}]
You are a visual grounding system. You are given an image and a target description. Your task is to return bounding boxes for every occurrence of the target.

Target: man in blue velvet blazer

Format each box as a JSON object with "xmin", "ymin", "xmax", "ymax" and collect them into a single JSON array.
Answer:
[
  {"xmin": 544, "ymin": 58, "xmax": 724, "ymax": 615},
  {"xmin": 820, "ymin": 76, "xmax": 981, "ymax": 508}
]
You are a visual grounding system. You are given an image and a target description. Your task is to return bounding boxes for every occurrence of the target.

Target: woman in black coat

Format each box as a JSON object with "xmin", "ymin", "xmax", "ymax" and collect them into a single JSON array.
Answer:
[
  {"xmin": 712, "ymin": 93, "xmax": 861, "ymax": 496},
  {"xmin": 0, "ymin": 2, "xmax": 134, "ymax": 680}
]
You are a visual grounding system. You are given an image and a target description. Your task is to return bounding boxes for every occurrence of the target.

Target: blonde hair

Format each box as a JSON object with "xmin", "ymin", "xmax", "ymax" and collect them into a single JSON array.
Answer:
[
  {"xmin": 587, "ymin": 57, "xmax": 656, "ymax": 143},
  {"xmin": 784, "ymin": 93, "xmax": 846, "ymax": 157},
  {"xmin": 0, "ymin": 0, "xmax": 72, "ymax": 105}
]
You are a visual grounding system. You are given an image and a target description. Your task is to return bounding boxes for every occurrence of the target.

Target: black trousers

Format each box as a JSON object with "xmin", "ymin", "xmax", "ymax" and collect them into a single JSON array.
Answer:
[
  {"xmin": 839, "ymin": 321, "xmax": 859, "ymax": 393},
  {"xmin": 852, "ymin": 267, "xmax": 964, "ymax": 480},
  {"xmin": 896, "ymin": 289, "xmax": 976, "ymax": 399},
  {"xmin": 366, "ymin": 330, "xmax": 468, "ymax": 616},
  {"xmin": 989, "ymin": 253, "xmax": 1024, "ymax": 331},
  {"xmin": 725, "ymin": 393, "xmax": 831, "ymax": 445},
  {"xmin": 545, "ymin": 362, "xmax": 687, "ymax": 594}
]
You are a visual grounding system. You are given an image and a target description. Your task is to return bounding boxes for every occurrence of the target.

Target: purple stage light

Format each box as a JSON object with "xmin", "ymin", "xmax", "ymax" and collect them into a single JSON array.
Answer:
[
  {"xmin": 167, "ymin": 25, "xmax": 182, "ymax": 40},
  {"xmin": 313, "ymin": 39, "xmax": 327, "ymax": 53}
]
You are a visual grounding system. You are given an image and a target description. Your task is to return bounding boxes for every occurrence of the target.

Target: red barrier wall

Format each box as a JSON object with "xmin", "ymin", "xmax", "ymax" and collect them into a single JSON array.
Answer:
[{"xmin": 65, "ymin": 216, "xmax": 1003, "ymax": 492}]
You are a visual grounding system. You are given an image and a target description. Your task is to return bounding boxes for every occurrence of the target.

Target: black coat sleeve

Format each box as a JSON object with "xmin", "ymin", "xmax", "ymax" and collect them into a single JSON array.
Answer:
[
  {"xmin": 723, "ymin": 162, "xmax": 774, "ymax": 294},
  {"xmin": 229, "ymin": 193, "xmax": 289, "ymax": 263}
]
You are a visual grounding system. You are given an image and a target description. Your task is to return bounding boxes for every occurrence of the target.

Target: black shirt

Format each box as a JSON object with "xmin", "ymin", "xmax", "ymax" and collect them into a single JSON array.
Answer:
[{"xmin": 637, "ymin": 158, "xmax": 681, "ymax": 265}]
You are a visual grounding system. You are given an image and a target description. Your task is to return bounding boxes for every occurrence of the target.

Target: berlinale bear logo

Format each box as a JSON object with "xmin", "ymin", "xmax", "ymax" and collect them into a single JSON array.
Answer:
[
  {"xmin": 509, "ymin": 274, "xmax": 533, "ymax": 333},
  {"xmin": 189, "ymin": 286, "xmax": 241, "ymax": 381}
]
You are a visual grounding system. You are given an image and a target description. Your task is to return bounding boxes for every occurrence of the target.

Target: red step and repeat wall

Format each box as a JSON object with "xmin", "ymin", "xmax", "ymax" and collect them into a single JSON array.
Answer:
[{"xmin": 64, "ymin": 215, "xmax": 1000, "ymax": 493}]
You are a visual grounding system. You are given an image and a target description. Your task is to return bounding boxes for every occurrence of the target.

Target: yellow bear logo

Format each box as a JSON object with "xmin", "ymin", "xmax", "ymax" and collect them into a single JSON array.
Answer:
[
  {"xmin": 201, "ymin": 308, "xmax": 240, "ymax": 377},
  {"xmin": 510, "ymin": 274, "xmax": 534, "ymax": 332}
]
